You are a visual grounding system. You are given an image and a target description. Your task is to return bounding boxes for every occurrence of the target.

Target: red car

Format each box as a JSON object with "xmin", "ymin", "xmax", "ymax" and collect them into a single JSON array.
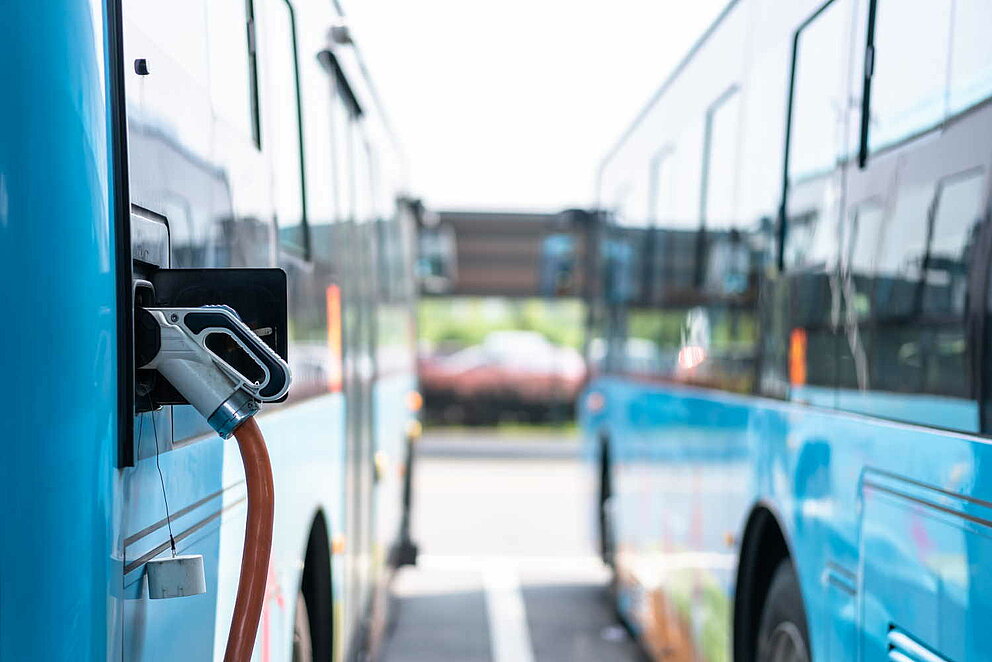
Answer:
[{"xmin": 419, "ymin": 331, "xmax": 585, "ymax": 424}]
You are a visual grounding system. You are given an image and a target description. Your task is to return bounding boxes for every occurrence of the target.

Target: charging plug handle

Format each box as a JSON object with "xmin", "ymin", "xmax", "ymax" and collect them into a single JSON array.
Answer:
[
  {"xmin": 156, "ymin": 305, "xmax": 291, "ymax": 401},
  {"xmin": 139, "ymin": 306, "xmax": 291, "ymax": 438}
]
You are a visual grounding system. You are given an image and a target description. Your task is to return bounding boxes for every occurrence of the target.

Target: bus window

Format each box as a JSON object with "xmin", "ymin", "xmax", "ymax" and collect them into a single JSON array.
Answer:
[
  {"xmin": 844, "ymin": 172, "xmax": 985, "ymax": 429},
  {"xmin": 122, "ymin": 0, "xmax": 212, "ymax": 152},
  {"xmin": 788, "ymin": 0, "xmax": 849, "ymax": 182},
  {"xmin": 206, "ymin": 0, "xmax": 256, "ymax": 143},
  {"xmin": 701, "ymin": 89, "xmax": 748, "ymax": 299},
  {"xmin": 924, "ymin": 170, "xmax": 984, "ymax": 317},
  {"xmin": 948, "ymin": 0, "xmax": 992, "ymax": 115},
  {"xmin": 655, "ymin": 226, "xmax": 699, "ymax": 301},
  {"xmin": 353, "ymin": 127, "xmax": 378, "ymax": 231},
  {"xmin": 297, "ymin": 30, "xmax": 336, "ymax": 232},
  {"xmin": 260, "ymin": 0, "xmax": 307, "ymax": 254},
  {"xmin": 784, "ymin": 206, "xmax": 836, "ymax": 358},
  {"xmin": 784, "ymin": 206, "xmax": 839, "ymax": 274},
  {"xmin": 872, "ymin": 182, "xmax": 933, "ymax": 320},
  {"xmin": 869, "ymin": 0, "xmax": 951, "ymax": 151},
  {"xmin": 376, "ymin": 217, "xmax": 392, "ymax": 299},
  {"xmin": 649, "ymin": 147, "xmax": 675, "ymax": 225},
  {"xmin": 921, "ymin": 170, "xmax": 984, "ymax": 399},
  {"xmin": 332, "ymin": 89, "xmax": 355, "ymax": 222},
  {"xmin": 869, "ymin": 185, "xmax": 934, "ymax": 396},
  {"xmin": 845, "ymin": 201, "xmax": 885, "ymax": 322}
]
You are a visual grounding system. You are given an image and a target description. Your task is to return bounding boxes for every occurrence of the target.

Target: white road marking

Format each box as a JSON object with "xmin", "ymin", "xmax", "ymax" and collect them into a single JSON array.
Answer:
[
  {"xmin": 482, "ymin": 559, "xmax": 535, "ymax": 662},
  {"xmin": 412, "ymin": 554, "xmax": 610, "ymax": 661}
]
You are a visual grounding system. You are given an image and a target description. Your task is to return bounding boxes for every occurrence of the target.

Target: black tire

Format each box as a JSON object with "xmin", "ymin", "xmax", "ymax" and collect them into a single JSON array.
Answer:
[
  {"xmin": 293, "ymin": 591, "xmax": 314, "ymax": 662},
  {"xmin": 756, "ymin": 559, "xmax": 811, "ymax": 662},
  {"xmin": 301, "ymin": 520, "xmax": 334, "ymax": 661},
  {"xmin": 598, "ymin": 443, "xmax": 615, "ymax": 567}
]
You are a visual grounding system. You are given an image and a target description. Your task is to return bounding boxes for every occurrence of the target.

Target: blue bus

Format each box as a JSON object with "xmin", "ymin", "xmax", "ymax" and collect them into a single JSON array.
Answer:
[
  {"xmin": 1, "ymin": 0, "xmax": 420, "ymax": 659},
  {"xmin": 580, "ymin": 0, "xmax": 992, "ymax": 659}
]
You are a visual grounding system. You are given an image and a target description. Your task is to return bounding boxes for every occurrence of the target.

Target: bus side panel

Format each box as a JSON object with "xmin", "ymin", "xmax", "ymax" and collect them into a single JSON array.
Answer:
[
  {"xmin": 0, "ymin": 2, "xmax": 121, "ymax": 659},
  {"xmin": 587, "ymin": 375, "xmax": 992, "ymax": 661},
  {"xmin": 122, "ymin": 437, "xmax": 226, "ymax": 660},
  {"xmin": 373, "ymin": 370, "xmax": 416, "ymax": 564},
  {"xmin": 779, "ymin": 406, "xmax": 992, "ymax": 660},
  {"xmin": 585, "ymin": 377, "xmax": 750, "ymax": 661}
]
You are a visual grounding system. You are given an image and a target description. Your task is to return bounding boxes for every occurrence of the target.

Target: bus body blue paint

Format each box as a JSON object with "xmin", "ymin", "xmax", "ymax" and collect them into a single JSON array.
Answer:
[
  {"xmin": 582, "ymin": 375, "xmax": 992, "ymax": 659},
  {"xmin": 0, "ymin": 1, "xmax": 119, "ymax": 658}
]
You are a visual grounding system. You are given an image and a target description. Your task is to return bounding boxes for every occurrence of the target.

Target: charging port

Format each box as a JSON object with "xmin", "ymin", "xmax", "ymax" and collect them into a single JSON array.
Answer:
[{"xmin": 134, "ymin": 279, "xmax": 160, "ymax": 413}]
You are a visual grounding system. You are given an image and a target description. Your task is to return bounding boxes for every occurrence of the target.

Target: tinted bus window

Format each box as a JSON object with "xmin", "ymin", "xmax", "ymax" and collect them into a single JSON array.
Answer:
[
  {"xmin": 848, "ymin": 172, "xmax": 985, "ymax": 428},
  {"xmin": 949, "ymin": 0, "xmax": 992, "ymax": 114},
  {"xmin": 924, "ymin": 170, "xmax": 984, "ymax": 317},
  {"xmin": 846, "ymin": 201, "xmax": 885, "ymax": 321},
  {"xmin": 870, "ymin": 0, "xmax": 950, "ymax": 151},
  {"xmin": 870, "ymin": 183, "xmax": 931, "ymax": 395},
  {"xmin": 873, "ymin": 183, "xmax": 932, "ymax": 319},
  {"xmin": 260, "ymin": 0, "xmax": 306, "ymax": 252},
  {"xmin": 919, "ymin": 170, "xmax": 984, "ymax": 400},
  {"xmin": 784, "ymin": 208, "xmax": 838, "ymax": 272},
  {"xmin": 207, "ymin": 0, "xmax": 255, "ymax": 141},
  {"xmin": 789, "ymin": 0, "xmax": 848, "ymax": 181}
]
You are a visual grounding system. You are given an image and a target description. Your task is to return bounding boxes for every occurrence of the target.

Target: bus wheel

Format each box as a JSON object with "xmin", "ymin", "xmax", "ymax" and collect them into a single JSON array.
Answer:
[
  {"xmin": 599, "ymin": 494, "xmax": 615, "ymax": 567},
  {"xmin": 598, "ymin": 441, "xmax": 615, "ymax": 567},
  {"xmin": 293, "ymin": 591, "xmax": 314, "ymax": 662},
  {"xmin": 756, "ymin": 559, "xmax": 810, "ymax": 662}
]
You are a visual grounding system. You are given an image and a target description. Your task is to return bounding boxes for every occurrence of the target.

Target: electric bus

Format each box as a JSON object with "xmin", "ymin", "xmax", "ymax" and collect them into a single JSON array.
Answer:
[
  {"xmin": 579, "ymin": 0, "xmax": 992, "ymax": 659},
  {"xmin": 1, "ymin": 0, "xmax": 420, "ymax": 659}
]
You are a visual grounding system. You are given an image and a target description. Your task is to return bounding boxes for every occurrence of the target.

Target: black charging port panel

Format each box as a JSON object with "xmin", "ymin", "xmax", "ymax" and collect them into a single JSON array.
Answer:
[{"xmin": 134, "ymin": 268, "xmax": 289, "ymax": 412}]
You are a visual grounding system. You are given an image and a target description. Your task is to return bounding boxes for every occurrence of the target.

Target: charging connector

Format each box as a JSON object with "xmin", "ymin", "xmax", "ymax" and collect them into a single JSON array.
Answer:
[{"xmin": 138, "ymin": 305, "xmax": 290, "ymax": 438}]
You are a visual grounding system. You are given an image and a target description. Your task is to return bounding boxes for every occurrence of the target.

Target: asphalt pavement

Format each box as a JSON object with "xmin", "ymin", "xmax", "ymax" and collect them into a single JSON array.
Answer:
[{"xmin": 380, "ymin": 429, "xmax": 645, "ymax": 662}]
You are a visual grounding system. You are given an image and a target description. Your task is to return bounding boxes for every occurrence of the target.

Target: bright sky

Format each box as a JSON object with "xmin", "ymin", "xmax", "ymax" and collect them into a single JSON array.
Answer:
[{"xmin": 343, "ymin": 0, "xmax": 728, "ymax": 211}]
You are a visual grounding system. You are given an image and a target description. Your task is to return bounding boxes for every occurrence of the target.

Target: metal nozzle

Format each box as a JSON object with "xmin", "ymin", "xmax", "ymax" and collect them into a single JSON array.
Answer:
[{"xmin": 208, "ymin": 389, "xmax": 260, "ymax": 439}]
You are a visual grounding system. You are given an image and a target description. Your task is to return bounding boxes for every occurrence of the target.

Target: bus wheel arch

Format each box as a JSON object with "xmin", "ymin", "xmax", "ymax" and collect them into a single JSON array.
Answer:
[
  {"xmin": 733, "ymin": 504, "xmax": 805, "ymax": 662},
  {"xmin": 299, "ymin": 511, "xmax": 334, "ymax": 661}
]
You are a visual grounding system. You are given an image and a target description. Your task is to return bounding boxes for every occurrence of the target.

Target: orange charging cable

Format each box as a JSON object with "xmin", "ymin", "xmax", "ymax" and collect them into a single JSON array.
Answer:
[{"xmin": 224, "ymin": 417, "xmax": 275, "ymax": 662}]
